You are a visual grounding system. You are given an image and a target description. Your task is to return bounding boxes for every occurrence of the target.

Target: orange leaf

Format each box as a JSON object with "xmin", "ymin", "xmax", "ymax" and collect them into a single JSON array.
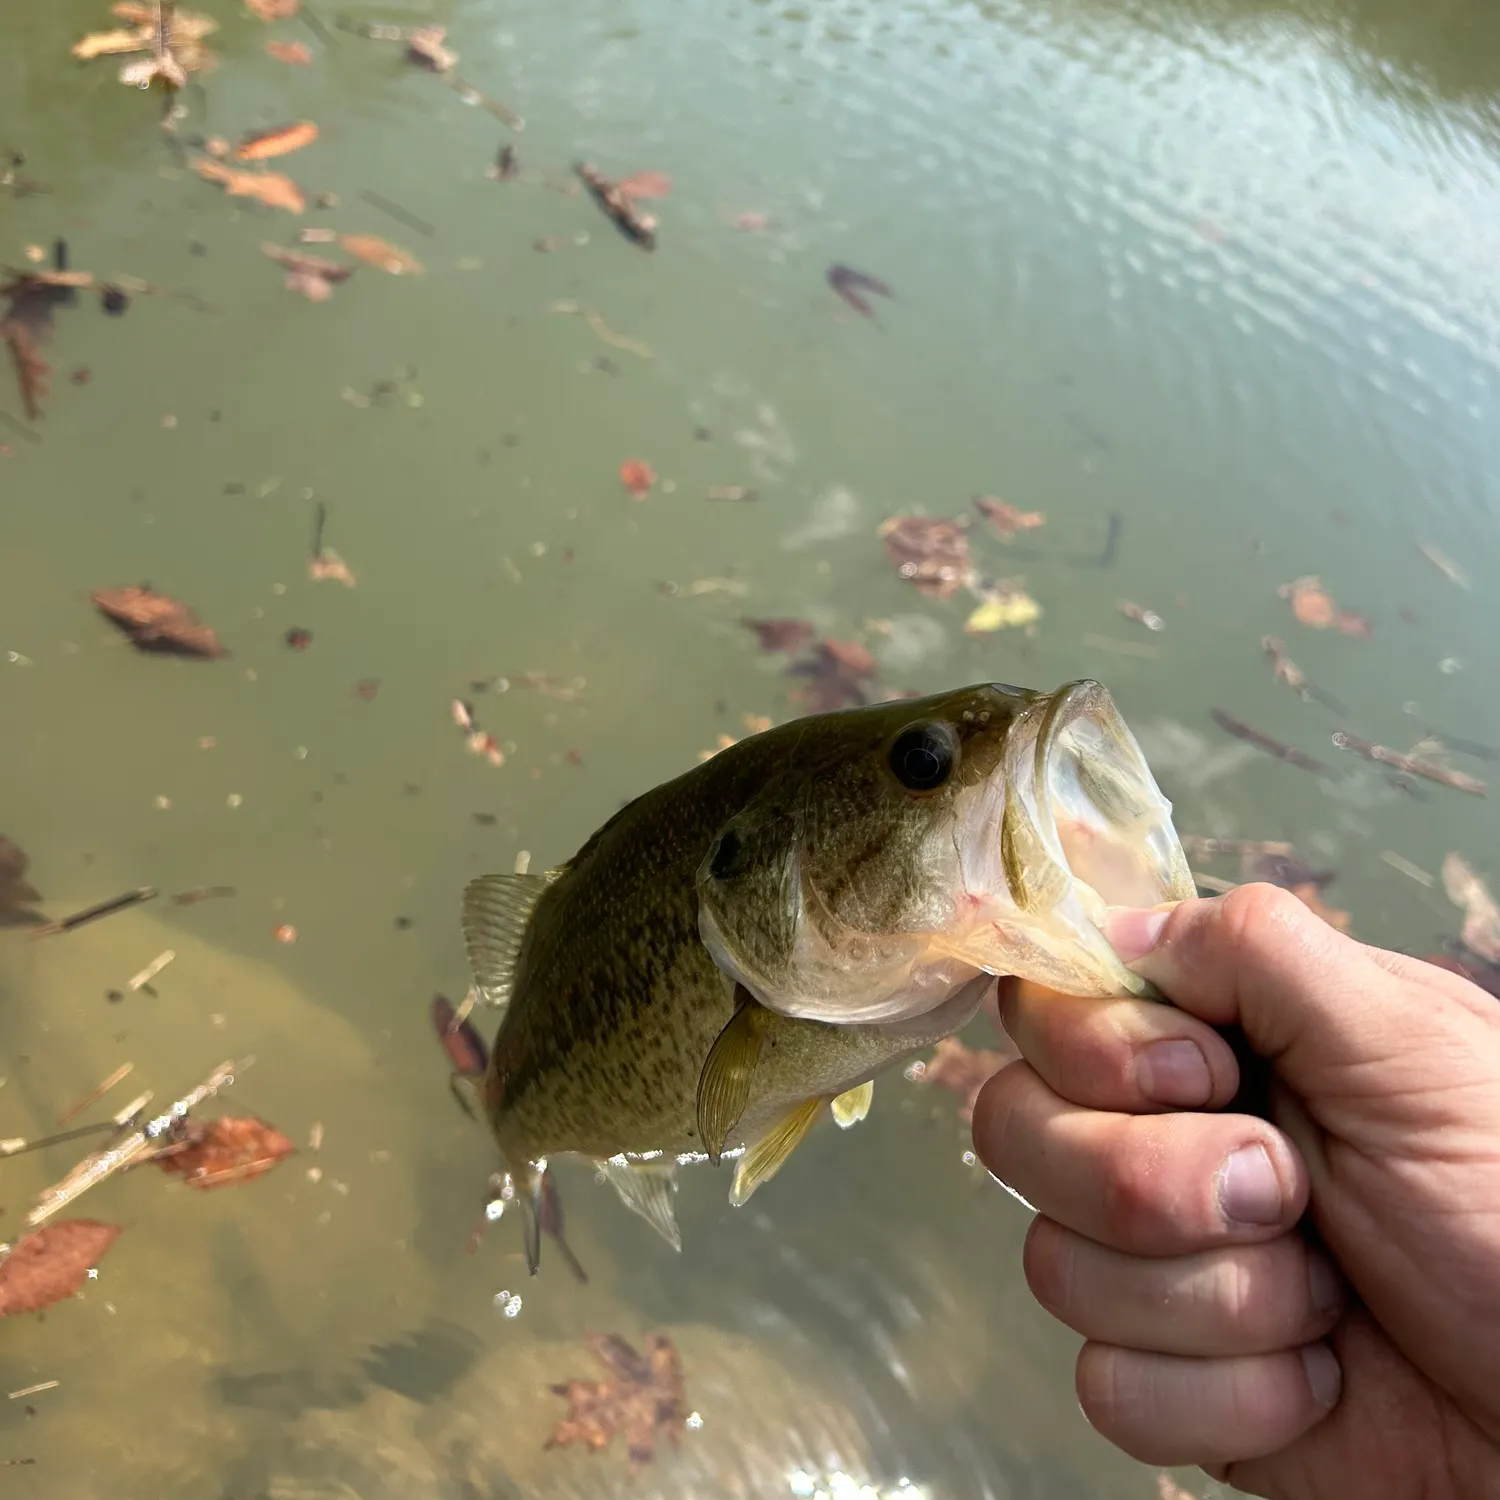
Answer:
[
  {"xmin": 155, "ymin": 1115, "xmax": 294, "ymax": 1189},
  {"xmin": 73, "ymin": 27, "xmax": 151, "ymax": 59},
  {"xmin": 0, "ymin": 1221, "xmax": 122, "ymax": 1318},
  {"xmin": 3, "ymin": 323, "xmax": 50, "ymax": 422},
  {"xmin": 618, "ymin": 459, "xmax": 655, "ymax": 498},
  {"xmin": 246, "ymin": 0, "xmax": 300, "ymax": 18},
  {"xmin": 265, "ymin": 39, "xmax": 311, "ymax": 64},
  {"xmin": 338, "ymin": 234, "xmax": 422, "ymax": 275},
  {"xmin": 617, "ymin": 170, "xmax": 671, "ymax": 200},
  {"xmin": 195, "ymin": 156, "xmax": 305, "ymax": 213},
  {"xmin": 234, "ymin": 120, "xmax": 319, "ymax": 161}
]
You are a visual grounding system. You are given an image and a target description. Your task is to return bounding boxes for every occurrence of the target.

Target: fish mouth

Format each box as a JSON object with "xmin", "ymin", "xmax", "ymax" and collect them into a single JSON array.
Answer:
[{"xmin": 971, "ymin": 679, "xmax": 1196, "ymax": 995}]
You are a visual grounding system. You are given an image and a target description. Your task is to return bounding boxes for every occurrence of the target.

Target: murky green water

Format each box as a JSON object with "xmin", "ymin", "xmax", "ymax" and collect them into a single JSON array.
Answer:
[{"xmin": 3, "ymin": 0, "xmax": 1498, "ymax": 1493}]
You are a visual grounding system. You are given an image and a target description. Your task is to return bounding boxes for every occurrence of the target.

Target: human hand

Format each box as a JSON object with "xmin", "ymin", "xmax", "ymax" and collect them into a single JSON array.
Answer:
[{"xmin": 970, "ymin": 883, "xmax": 1500, "ymax": 1498}]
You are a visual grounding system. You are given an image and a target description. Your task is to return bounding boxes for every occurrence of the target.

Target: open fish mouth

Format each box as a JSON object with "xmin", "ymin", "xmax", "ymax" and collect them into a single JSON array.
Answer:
[{"xmin": 975, "ymin": 679, "xmax": 1196, "ymax": 995}]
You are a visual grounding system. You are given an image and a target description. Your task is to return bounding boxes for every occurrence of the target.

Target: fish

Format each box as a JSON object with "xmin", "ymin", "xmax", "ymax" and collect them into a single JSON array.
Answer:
[
  {"xmin": 460, "ymin": 680, "xmax": 1194, "ymax": 1273},
  {"xmin": 827, "ymin": 263, "xmax": 893, "ymax": 319}
]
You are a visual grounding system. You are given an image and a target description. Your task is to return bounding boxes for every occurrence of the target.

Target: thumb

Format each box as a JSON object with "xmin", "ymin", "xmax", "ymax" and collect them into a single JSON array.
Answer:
[{"xmin": 1104, "ymin": 883, "xmax": 1415, "ymax": 1101}]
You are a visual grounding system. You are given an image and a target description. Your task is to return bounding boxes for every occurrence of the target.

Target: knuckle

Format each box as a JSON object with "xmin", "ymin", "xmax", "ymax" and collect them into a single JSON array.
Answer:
[
  {"xmin": 1100, "ymin": 1136, "xmax": 1171, "ymax": 1246},
  {"xmin": 1217, "ymin": 882, "xmax": 1313, "ymax": 951}
]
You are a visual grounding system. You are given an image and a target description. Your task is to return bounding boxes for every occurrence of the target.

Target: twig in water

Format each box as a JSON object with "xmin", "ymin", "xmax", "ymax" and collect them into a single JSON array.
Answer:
[
  {"xmin": 1331, "ymin": 732, "xmax": 1487, "ymax": 797},
  {"xmin": 1211, "ymin": 711, "xmax": 1334, "ymax": 777},
  {"xmin": 359, "ymin": 190, "xmax": 434, "ymax": 238},
  {"xmin": 127, "ymin": 949, "xmax": 175, "ymax": 992},
  {"xmin": 31, "ymin": 886, "xmax": 157, "ymax": 937},
  {"xmin": 58, "ymin": 1062, "xmax": 134, "ymax": 1125},
  {"xmin": 0, "ymin": 1121, "xmax": 122, "ymax": 1160},
  {"xmin": 7, "ymin": 1382, "xmax": 58, "ymax": 1400}
]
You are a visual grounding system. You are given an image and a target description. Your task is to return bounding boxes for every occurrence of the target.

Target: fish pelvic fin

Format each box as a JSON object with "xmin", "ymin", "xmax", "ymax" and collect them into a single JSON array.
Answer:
[
  {"xmin": 448, "ymin": 1071, "xmax": 483, "ymax": 1122},
  {"xmin": 599, "ymin": 1159, "xmax": 681, "ymax": 1251},
  {"xmin": 730, "ymin": 1096, "xmax": 823, "ymax": 1207},
  {"xmin": 461, "ymin": 871, "xmax": 560, "ymax": 1009},
  {"xmin": 696, "ymin": 985, "xmax": 772, "ymax": 1166},
  {"xmin": 830, "ymin": 1079, "xmax": 874, "ymax": 1129},
  {"xmin": 517, "ymin": 1160, "xmax": 547, "ymax": 1276}
]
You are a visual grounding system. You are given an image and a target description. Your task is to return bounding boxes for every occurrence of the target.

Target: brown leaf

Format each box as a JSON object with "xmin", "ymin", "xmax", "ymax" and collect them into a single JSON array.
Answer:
[
  {"xmin": 154, "ymin": 1115, "xmax": 294, "ymax": 1189},
  {"xmin": 3, "ymin": 323, "xmax": 50, "ymax": 422},
  {"xmin": 195, "ymin": 157, "xmax": 305, "ymax": 213},
  {"xmin": 73, "ymin": 26, "xmax": 151, "ymax": 59},
  {"xmin": 788, "ymin": 638, "xmax": 876, "ymax": 713},
  {"xmin": 308, "ymin": 549, "xmax": 356, "ymax": 585},
  {"xmin": 972, "ymin": 495, "xmax": 1045, "ymax": 537},
  {"xmin": 877, "ymin": 515, "xmax": 974, "ymax": 599},
  {"xmin": 265, "ymin": 39, "xmax": 312, "ymax": 64},
  {"xmin": 546, "ymin": 1332, "xmax": 687, "ymax": 1474},
  {"xmin": 92, "ymin": 585, "xmax": 227, "ymax": 658},
  {"xmin": 234, "ymin": 120, "xmax": 319, "ymax": 161},
  {"xmin": 262, "ymin": 242, "xmax": 352, "ymax": 300},
  {"xmin": 741, "ymin": 618, "xmax": 815, "ymax": 653},
  {"xmin": 1442, "ymin": 853, "xmax": 1500, "ymax": 963},
  {"xmin": 0, "ymin": 834, "xmax": 44, "ymax": 927},
  {"xmin": 910, "ymin": 1036, "xmax": 1014, "ymax": 1123},
  {"xmin": 338, "ymin": 234, "xmax": 422, "ymax": 275},
  {"xmin": 246, "ymin": 0, "xmax": 300, "ymax": 18},
  {"xmin": 0, "ymin": 1220, "xmax": 122, "ymax": 1318}
]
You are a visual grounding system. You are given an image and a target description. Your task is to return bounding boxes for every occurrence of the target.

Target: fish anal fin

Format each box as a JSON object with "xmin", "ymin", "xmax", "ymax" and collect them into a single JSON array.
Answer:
[
  {"xmin": 730, "ymin": 1096, "xmax": 823, "ymax": 1207},
  {"xmin": 599, "ymin": 1159, "xmax": 681, "ymax": 1251},
  {"xmin": 461, "ymin": 871, "xmax": 559, "ymax": 1010},
  {"xmin": 830, "ymin": 1079, "xmax": 873, "ymax": 1129},
  {"xmin": 696, "ymin": 986, "xmax": 773, "ymax": 1166}
]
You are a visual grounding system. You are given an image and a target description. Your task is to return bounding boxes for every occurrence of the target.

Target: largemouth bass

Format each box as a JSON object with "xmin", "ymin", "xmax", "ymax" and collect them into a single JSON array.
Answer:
[{"xmin": 460, "ymin": 680, "xmax": 1193, "ymax": 1272}]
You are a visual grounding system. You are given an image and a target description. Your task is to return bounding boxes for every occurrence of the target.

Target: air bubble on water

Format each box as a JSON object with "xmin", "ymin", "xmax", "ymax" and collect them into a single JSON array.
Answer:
[
  {"xmin": 961, "ymin": 1150, "xmax": 977, "ymax": 1167},
  {"xmin": 685, "ymin": 1411, "xmax": 703, "ymax": 1430},
  {"xmin": 492, "ymin": 1289, "xmax": 522, "ymax": 1318}
]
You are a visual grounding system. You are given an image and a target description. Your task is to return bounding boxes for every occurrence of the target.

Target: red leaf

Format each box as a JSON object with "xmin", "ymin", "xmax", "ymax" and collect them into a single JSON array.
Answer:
[
  {"xmin": 0, "ymin": 1220, "xmax": 122, "ymax": 1318},
  {"xmin": 155, "ymin": 1115, "xmax": 294, "ymax": 1190},
  {"xmin": 618, "ymin": 459, "xmax": 655, "ymax": 498}
]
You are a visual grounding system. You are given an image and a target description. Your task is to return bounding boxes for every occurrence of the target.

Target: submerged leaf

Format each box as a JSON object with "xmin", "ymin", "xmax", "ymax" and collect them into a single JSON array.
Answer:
[
  {"xmin": 878, "ymin": 515, "xmax": 973, "ymax": 600},
  {"xmin": 195, "ymin": 157, "xmax": 305, "ymax": 213},
  {"xmin": 972, "ymin": 495, "xmax": 1044, "ymax": 537},
  {"xmin": 741, "ymin": 618, "xmax": 815, "ymax": 653},
  {"xmin": 265, "ymin": 38, "xmax": 312, "ymax": 64},
  {"xmin": 0, "ymin": 1220, "xmax": 122, "ymax": 1318},
  {"xmin": 1442, "ymin": 852, "xmax": 1500, "ymax": 962},
  {"xmin": 93, "ymin": 585, "xmax": 227, "ymax": 658},
  {"xmin": 234, "ymin": 120, "xmax": 319, "ymax": 161},
  {"xmin": 788, "ymin": 638, "xmax": 877, "ymax": 713},
  {"xmin": 338, "ymin": 234, "xmax": 422, "ymax": 275},
  {"xmin": 619, "ymin": 459, "xmax": 656, "ymax": 498},
  {"xmin": 246, "ymin": 0, "xmax": 300, "ymax": 17},
  {"xmin": 262, "ymin": 242, "xmax": 352, "ymax": 301},
  {"xmin": 405, "ymin": 25, "xmax": 456, "ymax": 72},
  {"xmin": 617, "ymin": 170, "xmax": 671, "ymax": 200},
  {"xmin": 909, "ymin": 1036, "xmax": 1014, "ymax": 1123},
  {"xmin": 154, "ymin": 1115, "xmax": 294, "ymax": 1189},
  {"xmin": 964, "ymin": 584, "xmax": 1040, "ymax": 633},
  {"xmin": 545, "ymin": 1332, "xmax": 687, "ymax": 1474},
  {"xmin": 73, "ymin": 26, "xmax": 151, "ymax": 59}
]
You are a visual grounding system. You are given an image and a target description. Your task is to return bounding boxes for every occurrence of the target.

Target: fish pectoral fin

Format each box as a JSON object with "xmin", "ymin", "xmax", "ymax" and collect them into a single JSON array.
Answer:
[
  {"xmin": 599, "ymin": 1160, "xmax": 681, "ymax": 1252},
  {"xmin": 830, "ymin": 1080, "xmax": 874, "ymax": 1129},
  {"xmin": 448, "ymin": 1072, "xmax": 483, "ymax": 1122},
  {"xmin": 462, "ymin": 871, "xmax": 560, "ymax": 1009},
  {"xmin": 730, "ymin": 1096, "xmax": 823, "ymax": 1207},
  {"xmin": 696, "ymin": 985, "xmax": 773, "ymax": 1167}
]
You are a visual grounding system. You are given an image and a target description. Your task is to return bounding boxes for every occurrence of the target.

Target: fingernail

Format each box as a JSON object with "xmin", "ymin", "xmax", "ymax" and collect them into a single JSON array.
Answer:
[
  {"xmin": 1216, "ymin": 1143, "xmax": 1284, "ymax": 1226},
  {"xmin": 1300, "ymin": 1342, "xmax": 1342, "ymax": 1409},
  {"xmin": 1135, "ymin": 1038, "xmax": 1212, "ymax": 1106},
  {"xmin": 1105, "ymin": 907, "xmax": 1168, "ymax": 965},
  {"xmin": 1307, "ymin": 1253, "xmax": 1343, "ymax": 1318}
]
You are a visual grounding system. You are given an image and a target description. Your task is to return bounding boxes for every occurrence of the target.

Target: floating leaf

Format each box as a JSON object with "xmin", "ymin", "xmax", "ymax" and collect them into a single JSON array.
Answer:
[
  {"xmin": 0, "ymin": 834, "xmax": 44, "ymax": 928},
  {"xmin": 308, "ymin": 549, "xmax": 356, "ymax": 585},
  {"xmin": 154, "ymin": 1115, "xmax": 294, "ymax": 1189},
  {"xmin": 546, "ymin": 1332, "xmax": 687, "ymax": 1474},
  {"xmin": 234, "ymin": 120, "xmax": 319, "ymax": 161},
  {"xmin": 617, "ymin": 170, "xmax": 671, "ymax": 200},
  {"xmin": 972, "ymin": 496, "xmax": 1044, "ymax": 537},
  {"xmin": 0, "ymin": 1220, "xmax": 122, "ymax": 1318},
  {"xmin": 338, "ymin": 234, "xmax": 422, "ymax": 275},
  {"xmin": 246, "ymin": 0, "xmax": 300, "ymax": 18},
  {"xmin": 619, "ymin": 459, "xmax": 656, "ymax": 498},
  {"xmin": 1442, "ymin": 853, "xmax": 1500, "ymax": 963},
  {"xmin": 964, "ymin": 585, "xmax": 1040, "ymax": 634},
  {"xmin": 262, "ymin": 242, "xmax": 352, "ymax": 301},
  {"xmin": 92, "ymin": 585, "xmax": 227, "ymax": 658},
  {"xmin": 195, "ymin": 157, "xmax": 305, "ymax": 213},
  {"xmin": 265, "ymin": 38, "xmax": 312, "ymax": 64},
  {"xmin": 878, "ymin": 515, "xmax": 973, "ymax": 600}
]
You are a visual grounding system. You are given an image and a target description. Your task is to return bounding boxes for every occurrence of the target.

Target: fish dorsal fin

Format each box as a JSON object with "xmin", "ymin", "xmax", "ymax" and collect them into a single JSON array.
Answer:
[
  {"xmin": 462, "ymin": 871, "xmax": 558, "ymax": 1009},
  {"xmin": 830, "ymin": 1080, "xmax": 874, "ymax": 1129},
  {"xmin": 599, "ymin": 1160, "xmax": 681, "ymax": 1251},
  {"xmin": 729, "ymin": 1097, "xmax": 823, "ymax": 1207},
  {"xmin": 695, "ymin": 986, "xmax": 773, "ymax": 1166}
]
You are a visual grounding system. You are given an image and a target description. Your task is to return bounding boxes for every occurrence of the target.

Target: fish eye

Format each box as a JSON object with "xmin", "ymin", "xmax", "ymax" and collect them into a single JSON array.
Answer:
[
  {"xmin": 708, "ymin": 829, "xmax": 741, "ymax": 879},
  {"xmin": 889, "ymin": 721, "xmax": 958, "ymax": 792}
]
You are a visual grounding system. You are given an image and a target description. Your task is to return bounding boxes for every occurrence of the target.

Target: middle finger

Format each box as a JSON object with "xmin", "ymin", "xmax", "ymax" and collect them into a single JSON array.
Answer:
[{"xmin": 972, "ymin": 1062, "xmax": 1309, "ymax": 1255}]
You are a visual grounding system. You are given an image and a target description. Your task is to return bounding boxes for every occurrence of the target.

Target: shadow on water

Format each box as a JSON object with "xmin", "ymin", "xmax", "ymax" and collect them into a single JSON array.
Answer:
[{"xmin": 1, "ymin": 0, "xmax": 1497, "ymax": 1494}]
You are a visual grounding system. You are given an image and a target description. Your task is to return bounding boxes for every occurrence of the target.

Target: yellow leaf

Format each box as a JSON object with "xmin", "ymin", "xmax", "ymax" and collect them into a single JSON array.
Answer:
[
  {"xmin": 339, "ymin": 234, "xmax": 423, "ymax": 274},
  {"xmin": 194, "ymin": 157, "xmax": 305, "ymax": 214},
  {"xmin": 964, "ymin": 590, "xmax": 1041, "ymax": 633}
]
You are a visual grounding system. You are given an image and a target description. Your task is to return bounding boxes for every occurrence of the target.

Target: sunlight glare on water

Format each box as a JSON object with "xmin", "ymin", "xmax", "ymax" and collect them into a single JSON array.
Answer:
[{"xmin": 2, "ymin": 0, "xmax": 1498, "ymax": 1494}]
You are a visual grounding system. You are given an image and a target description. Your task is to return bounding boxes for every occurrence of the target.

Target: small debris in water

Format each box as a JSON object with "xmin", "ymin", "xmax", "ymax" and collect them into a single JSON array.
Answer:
[
  {"xmin": 742, "ymin": 618, "xmax": 815, "ymax": 654},
  {"xmin": 827, "ymin": 263, "xmax": 894, "ymax": 320},
  {"xmin": 32, "ymin": 886, "xmax": 158, "ymax": 938},
  {"xmin": 575, "ymin": 163, "xmax": 658, "ymax": 250},
  {"xmin": 284, "ymin": 627, "xmax": 312, "ymax": 650},
  {"xmin": 58, "ymin": 1062, "xmax": 134, "ymax": 1125},
  {"xmin": 272, "ymin": 923, "xmax": 297, "ymax": 944},
  {"xmin": 234, "ymin": 120, "xmax": 319, "ymax": 161},
  {"xmin": 545, "ymin": 1332, "xmax": 687, "ymax": 1473},
  {"xmin": 265, "ymin": 39, "xmax": 312, "ymax": 65},
  {"xmin": 1277, "ymin": 575, "xmax": 1372, "ymax": 638},
  {"xmin": 127, "ymin": 949, "xmax": 175, "ymax": 992},
  {"xmin": 1117, "ymin": 600, "xmax": 1164, "ymax": 632},
  {"xmin": 1211, "ymin": 710, "xmax": 1334, "ymax": 778},
  {"xmin": 972, "ymin": 496, "xmax": 1044, "ymax": 538},
  {"xmin": 618, "ymin": 459, "xmax": 656, "ymax": 498},
  {"xmin": 1331, "ymin": 731, "xmax": 1485, "ymax": 796}
]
